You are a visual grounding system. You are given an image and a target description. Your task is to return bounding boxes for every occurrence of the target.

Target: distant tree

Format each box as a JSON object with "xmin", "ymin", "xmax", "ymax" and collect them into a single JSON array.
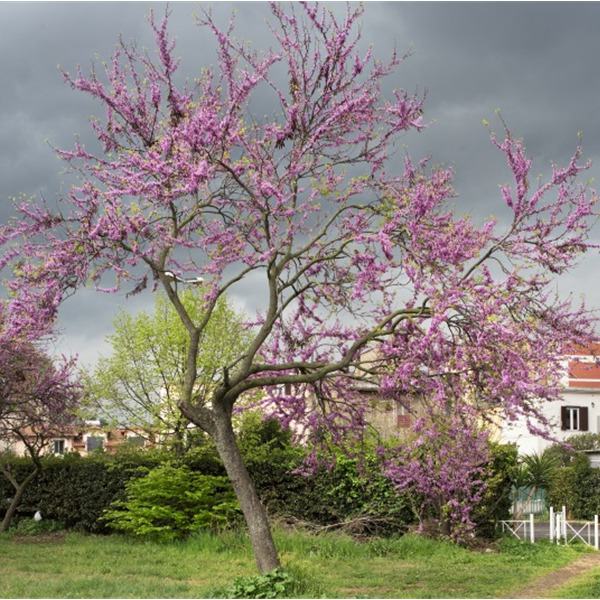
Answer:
[
  {"xmin": 0, "ymin": 337, "xmax": 80, "ymax": 531},
  {"xmin": 0, "ymin": 4, "xmax": 597, "ymax": 569},
  {"xmin": 545, "ymin": 433, "xmax": 600, "ymax": 467},
  {"xmin": 84, "ymin": 288, "xmax": 251, "ymax": 453}
]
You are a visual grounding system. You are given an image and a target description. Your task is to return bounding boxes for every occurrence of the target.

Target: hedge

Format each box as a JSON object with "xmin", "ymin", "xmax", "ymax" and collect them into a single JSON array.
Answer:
[
  {"xmin": 1, "ymin": 418, "xmax": 515, "ymax": 539},
  {"xmin": 0, "ymin": 451, "xmax": 165, "ymax": 532}
]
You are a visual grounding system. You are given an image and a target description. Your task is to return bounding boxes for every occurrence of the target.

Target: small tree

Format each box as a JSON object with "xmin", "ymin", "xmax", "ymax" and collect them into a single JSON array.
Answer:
[
  {"xmin": 512, "ymin": 451, "xmax": 558, "ymax": 518},
  {"xmin": 0, "ymin": 338, "xmax": 81, "ymax": 531},
  {"xmin": 382, "ymin": 399, "xmax": 490, "ymax": 542},
  {"xmin": 0, "ymin": 4, "xmax": 597, "ymax": 569},
  {"xmin": 84, "ymin": 288, "xmax": 251, "ymax": 453}
]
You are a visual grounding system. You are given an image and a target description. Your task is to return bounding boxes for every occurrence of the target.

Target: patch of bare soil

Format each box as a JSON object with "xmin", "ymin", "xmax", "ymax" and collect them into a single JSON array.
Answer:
[{"xmin": 502, "ymin": 551, "xmax": 600, "ymax": 599}]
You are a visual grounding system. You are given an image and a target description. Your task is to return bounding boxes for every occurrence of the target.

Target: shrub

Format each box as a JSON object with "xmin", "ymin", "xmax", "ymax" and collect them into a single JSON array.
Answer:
[
  {"xmin": 547, "ymin": 466, "xmax": 576, "ymax": 514},
  {"xmin": 547, "ymin": 453, "xmax": 600, "ymax": 519},
  {"xmin": 472, "ymin": 443, "xmax": 519, "ymax": 538},
  {"xmin": 267, "ymin": 453, "xmax": 415, "ymax": 536},
  {"xmin": 227, "ymin": 569, "xmax": 295, "ymax": 599},
  {"xmin": 102, "ymin": 465, "xmax": 241, "ymax": 541},
  {"xmin": 571, "ymin": 455, "xmax": 600, "ymax": 519}
]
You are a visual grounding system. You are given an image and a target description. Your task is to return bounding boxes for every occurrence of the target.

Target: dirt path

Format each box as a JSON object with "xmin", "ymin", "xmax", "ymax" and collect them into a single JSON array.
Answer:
[{"xmin": 502, "ymin": 551, "xmax": 600, "ymax": 598}]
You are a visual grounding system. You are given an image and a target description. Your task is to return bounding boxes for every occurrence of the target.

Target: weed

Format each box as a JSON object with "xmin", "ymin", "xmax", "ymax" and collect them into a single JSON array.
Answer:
[
  {"xmin": 227, "ymin": 569, "xmax": 293, "ymax": 599},
  {"xmin": 9, "ymin": 518, "xmax": 65, "ymax": 536}
]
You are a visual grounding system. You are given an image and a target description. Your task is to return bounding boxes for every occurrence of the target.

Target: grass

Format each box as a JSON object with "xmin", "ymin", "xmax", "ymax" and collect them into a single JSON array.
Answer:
[
  {"xmin": 0, "ymin": 527, "xmax": 591, "ymax": 599},
  {"xmin": 554, "ymin": 566, "xmax": 600, "ymax": 598}
]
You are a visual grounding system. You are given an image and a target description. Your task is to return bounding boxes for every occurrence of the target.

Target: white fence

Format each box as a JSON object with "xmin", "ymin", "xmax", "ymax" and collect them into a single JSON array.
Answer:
[{"xmin": 500, "ymin": 506, "xmax": 599, "ymax": 549}]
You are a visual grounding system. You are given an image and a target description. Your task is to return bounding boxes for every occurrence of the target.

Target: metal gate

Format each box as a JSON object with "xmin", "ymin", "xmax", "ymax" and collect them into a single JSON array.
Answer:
[{"xmin": 500, "ymin": 506, "xmax": 599, "ymax": 549}]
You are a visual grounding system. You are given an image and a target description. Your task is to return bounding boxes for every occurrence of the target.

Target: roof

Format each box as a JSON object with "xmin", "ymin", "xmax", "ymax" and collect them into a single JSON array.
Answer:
[{"xmin": 564, "ymin": 343, "xmax": 600, "ymax": 389}]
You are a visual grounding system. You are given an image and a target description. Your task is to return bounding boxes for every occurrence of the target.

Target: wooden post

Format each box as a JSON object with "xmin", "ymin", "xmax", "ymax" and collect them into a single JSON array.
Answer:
[
  {"xmin": 594, "ymin": 515, "xmax": 598, "ymax": 550},
  {"xmin": 562, "ymin": 506, "xmax": 567, "ymax": 545},
  {"xmin": 549, "ymin": 506, "xmax": 554, "ymax": 542}
]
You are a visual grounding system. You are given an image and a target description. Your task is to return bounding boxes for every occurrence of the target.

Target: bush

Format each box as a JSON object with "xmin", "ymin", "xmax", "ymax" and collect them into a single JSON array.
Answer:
[
  {"xmin": 227, "ymin": 569, "xmax": 292, "ymax": 599},
  {"xmin": 102, "ymin": 465, "xmax": 241, "ymax": 541},
  {"xmin": 3, "ymin": 416, "xmax": 511, "ymax": 541},
  {"xmin": 546, "ymin": 466, "xmax": 576, "ymax": 515},
  {"xmin": 546, "ymin": 452, "xmax": 600, "ymax": 519},
  {"xmin": 571, "ymin": 455, "xmax": 600, "ymax": 519},
  {"xmin": 472, "ymin": 443, "xmax": 519, "ymax": 538},
  {"xmin": 0, "ymin": 451, "xmax": 164, "ymax": 532}
]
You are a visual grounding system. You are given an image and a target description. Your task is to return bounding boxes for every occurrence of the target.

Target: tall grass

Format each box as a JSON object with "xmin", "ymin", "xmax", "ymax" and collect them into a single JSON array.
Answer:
[{"xmin": 0, "ymin": 527, "xmax": 590, "ymax": 599}]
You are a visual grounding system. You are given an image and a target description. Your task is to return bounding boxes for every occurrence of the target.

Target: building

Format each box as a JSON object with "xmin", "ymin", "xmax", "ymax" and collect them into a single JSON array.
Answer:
[
  {"xmin": 501, "ymin": 344, "xmax": 600, "ymax": 455},
  {"xmin": 8, "ymin": 420, "xmax": 150, "ymax": 457}
]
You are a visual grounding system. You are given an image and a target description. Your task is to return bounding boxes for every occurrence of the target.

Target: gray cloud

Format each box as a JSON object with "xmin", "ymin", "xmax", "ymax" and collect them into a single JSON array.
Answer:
[{"xmin": 1, "ymin": 2, "xmax": 599, "ymax": 365}]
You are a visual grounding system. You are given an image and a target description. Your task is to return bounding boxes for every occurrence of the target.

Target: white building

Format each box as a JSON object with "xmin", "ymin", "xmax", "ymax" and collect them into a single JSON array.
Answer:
[{"xmin": 501, "ymin": 345, "xmax": 600, "ymax": 455}]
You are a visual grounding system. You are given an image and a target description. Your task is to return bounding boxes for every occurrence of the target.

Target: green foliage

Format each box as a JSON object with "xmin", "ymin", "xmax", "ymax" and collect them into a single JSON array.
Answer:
[
  {"xmin": 8, "ymin": 517, "xmax": 65, "ymax": 535},
  {"xmin": 269, "ymin": 454, "xmax": 414, "ymax": 535},
  {"xmin": 227, "ymin": 569, "xmax": 294, "ymax": 599},
  {"xmin": 102, "ymin": 465, "xmax": 241, "ymax": 541},
  {"xmin": 546, "ymin": 433, "xmax": 600, "ymax": 467},
  {"xmin": 546, "ymin": 448, "xmax": 600, "ymax": 519},
  {"xmin": 237, "ymin": 413, "xmax": 300, "ymax": 464},
  {"xmin": 547, "ymin": 466, "xmax": 577, "ymax": 512},
  {"xmin": 510, "ymin": 449, "xmax": 559, "ymax": 518},
  {"xmin": 521, "ymin": 451, "xmax": 559, "ymax": 489},
  {"xmin": 223, "ymin": 565, "xmax": 321, "ymax": 600},
  {"xmin": 0, "ymin": 452, "xmax": 163, "ymax": 532},
  {"xmin": 237, "ymin": 413, "xmax": 415, "ymax": 535},
  {"xmin": 472, "ymin": 443, "xmax": 519, "ymax": 538},
  {"xmin": 571, "ymin": 455, "xmax": 600, "ymax": 519},
  {"xmin": 84, "ymin": 288, "xmax": 251, "ymax": 448},
  {"xmin": 1, "ymin": 417, "xmax": 516, "ymax": 541}
]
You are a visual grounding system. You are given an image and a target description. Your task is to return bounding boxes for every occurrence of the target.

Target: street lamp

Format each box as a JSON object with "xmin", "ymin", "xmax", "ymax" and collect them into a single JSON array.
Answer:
[{"xmin": 164, "ymin": 271, "xmax": 204, "ymax": 285}]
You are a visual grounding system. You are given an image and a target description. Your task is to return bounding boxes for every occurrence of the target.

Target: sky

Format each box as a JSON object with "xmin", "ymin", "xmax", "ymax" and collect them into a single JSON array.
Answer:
[{"xmin": 1, "ymin": 1, "xmax": 600, "ymax": 367}]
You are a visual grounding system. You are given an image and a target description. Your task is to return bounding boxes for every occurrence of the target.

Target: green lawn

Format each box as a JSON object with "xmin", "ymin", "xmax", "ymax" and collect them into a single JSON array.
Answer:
[
  {"xmin": 0, "ymin": 529, "xmax": 591, "ymax": 598},
  {"xmin": 554, "ymin": 565, "xmax": 600, "ymax": 598}
]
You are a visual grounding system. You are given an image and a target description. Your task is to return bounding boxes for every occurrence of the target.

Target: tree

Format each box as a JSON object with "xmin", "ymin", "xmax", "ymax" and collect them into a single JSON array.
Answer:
[
  {"xmin": 0, "ymin": 4, "xmax": 598, "ymax": 569},
  {"xmin": 382, "ymin": 400, "xmax": 491, "ymax": 542},
  {"xmin": 0, "ymin": 336, "xmax": 81, "ymax": 531},
  {"xmin": 84, "ymin": 288, "xmax": 251, "ymax": 453},
  {"xmin": 546, "ymin": 432, "xmax": 600, "ymax": 467},
  {"xmin": 512, "ymin": 450, "xmax": 558, "ymax": 519}
]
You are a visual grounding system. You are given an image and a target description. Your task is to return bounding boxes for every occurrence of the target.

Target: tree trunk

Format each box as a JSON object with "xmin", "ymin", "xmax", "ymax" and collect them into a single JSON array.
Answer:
[
  {"xmin": 0, "ymin": 466, "xmax": 40, "ymax": 532},
  {"xmin": 211, "ymin": 405, "xmax": 281, "ymax": 573}
]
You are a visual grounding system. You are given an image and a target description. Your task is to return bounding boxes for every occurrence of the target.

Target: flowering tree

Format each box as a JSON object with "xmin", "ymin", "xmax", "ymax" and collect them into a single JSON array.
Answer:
[
  {"xmin": 381, "ymin": 397, "xmax": 491, "ymax": 543},
  {"xmin": 0, "ymin": 4, "xmax": 597, "ymax": 569},
  {"xmin": 0, "ymin": 332, "xmax": 81, "ymax": 532}
]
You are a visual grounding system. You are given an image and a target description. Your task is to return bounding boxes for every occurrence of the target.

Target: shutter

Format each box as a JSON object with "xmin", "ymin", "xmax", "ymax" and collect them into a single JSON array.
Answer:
[
  {"xmin": 560, "ymin": 406, "xmax": 569, "ymax": 430},
  {"xmin": 580, "ymin": 406, "xmax": 589, "ymax": 431}
]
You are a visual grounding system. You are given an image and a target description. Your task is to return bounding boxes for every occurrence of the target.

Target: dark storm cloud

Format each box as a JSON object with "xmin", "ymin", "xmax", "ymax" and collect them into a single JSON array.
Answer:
[{"xmin": 1, "ymin": 2, "xmax": 599, "ymax": 364}]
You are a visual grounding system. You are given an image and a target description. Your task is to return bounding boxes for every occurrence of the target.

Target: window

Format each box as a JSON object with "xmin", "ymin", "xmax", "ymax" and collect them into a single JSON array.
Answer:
[
  {"xmin": 126, "ymin": 435, "xmax": 146, "ymax": 448},
  {"xmin": 396, "ymin": 400, "xmax": 412, "ymax": 428},
  {"xmin": 561, "ymin": 406, "xmax": 589, "ymax": 432},
  {"xmin": 85, "ymin": 435, "xmax": 105, "ymax": 452},
  {"xmin": 52, "ymin": 439, "xmax": 65, "ymax": 455}
]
